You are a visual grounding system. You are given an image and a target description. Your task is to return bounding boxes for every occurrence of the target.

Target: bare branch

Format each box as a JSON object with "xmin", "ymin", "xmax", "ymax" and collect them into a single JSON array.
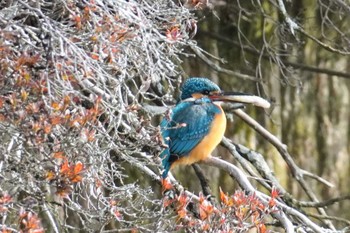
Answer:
[
  {"xmin": 191, "ymin": 45, "xmax": 259, "ymax": 81},
  {"xmin": 299, "ymin": 195, "xmax": 350, "ymax": 208},
  {"xmin": 202, "ymin": 157, "xmax": 328, "ymax": 233},
  {"xmin": 233, "ymin": 109, "xmax": 336, "ymax": 229}
]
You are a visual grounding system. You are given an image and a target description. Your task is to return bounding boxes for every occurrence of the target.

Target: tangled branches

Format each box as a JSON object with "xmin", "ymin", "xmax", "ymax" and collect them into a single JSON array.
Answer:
[
  {"xmin": 0, "ymin": 0, "xmax": 195, "ymax": 231},
  {"xmin": 0, "ymin": 0, "xmax": 349, "ymax": 232}
]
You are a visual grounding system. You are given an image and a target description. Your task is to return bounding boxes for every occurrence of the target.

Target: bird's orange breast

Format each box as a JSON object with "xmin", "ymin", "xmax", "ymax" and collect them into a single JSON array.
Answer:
[{"xmin": 171, "ymin": 104, "xmax": 227, "ymax": 168}]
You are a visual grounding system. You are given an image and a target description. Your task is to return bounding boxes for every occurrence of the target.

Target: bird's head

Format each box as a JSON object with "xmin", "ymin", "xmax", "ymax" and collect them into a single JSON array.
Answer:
[
  {"xmin": 180, "ymin": 77, "xmax": 270, "ymax": 108},
  {"xmin": 181, "ymin": 77, "xmax": 221, "ymax": 100}
]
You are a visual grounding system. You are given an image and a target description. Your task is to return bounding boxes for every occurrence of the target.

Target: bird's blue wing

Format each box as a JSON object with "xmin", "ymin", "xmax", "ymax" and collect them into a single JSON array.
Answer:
[{"xmin": 160, "ymin": 98, "xmax": 221, "ymax": 177}]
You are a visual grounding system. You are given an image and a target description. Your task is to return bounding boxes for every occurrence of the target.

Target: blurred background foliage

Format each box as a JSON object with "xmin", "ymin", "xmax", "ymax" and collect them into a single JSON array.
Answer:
[{"xmin": 176, "ymin": 0, "xmax": 350, "ymax": 223}]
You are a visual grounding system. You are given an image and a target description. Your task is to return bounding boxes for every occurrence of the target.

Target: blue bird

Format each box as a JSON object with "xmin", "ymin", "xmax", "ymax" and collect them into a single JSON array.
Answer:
[{"xmin": 160, "ymin": 77, "xmax": 270, "ymax": 178}]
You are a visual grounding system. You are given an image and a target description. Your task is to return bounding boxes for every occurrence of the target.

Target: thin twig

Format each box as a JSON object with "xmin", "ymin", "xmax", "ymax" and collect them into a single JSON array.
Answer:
[
  {"xmin": 203, "ymin": 157, "xmax": 328, "ymax": 233},
  {"xmin": 307, "ymin": 213, "xmax": 350, "ymax": 226},
  {"xmin": 42, "ymin": 203, "xmax": 60, "ymax": 233},
  {"xmin": 199, "ymin": 30, "xmax": 350, "ymax": 79},
  {"xmin": 191, "ymin": 45, "xmax": 259, "ymax": 82}
]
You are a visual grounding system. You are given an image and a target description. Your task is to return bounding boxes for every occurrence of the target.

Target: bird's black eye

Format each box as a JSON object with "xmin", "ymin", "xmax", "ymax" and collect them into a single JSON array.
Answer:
[{"xmin": 202, "ymin": 90, "xmax": 210, "ymax": 95}]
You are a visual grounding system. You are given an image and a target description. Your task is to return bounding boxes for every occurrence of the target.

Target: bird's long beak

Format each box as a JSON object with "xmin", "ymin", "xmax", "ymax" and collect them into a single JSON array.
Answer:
[{"xmin": 210, "ymin": 91, "xmax": 271, "ymax": 108}]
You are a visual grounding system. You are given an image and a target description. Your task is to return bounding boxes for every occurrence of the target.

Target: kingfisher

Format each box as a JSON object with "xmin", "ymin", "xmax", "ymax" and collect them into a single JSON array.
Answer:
[{"xmin": 160, "ymin": 77, "xmax": 270, "ymax": 178}]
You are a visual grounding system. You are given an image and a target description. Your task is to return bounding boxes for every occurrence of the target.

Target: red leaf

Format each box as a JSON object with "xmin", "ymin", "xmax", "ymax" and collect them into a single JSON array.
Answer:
[
  {"xmin": 90, "ymin": 53, "xmax": 99, "ymax": 60},
  {"xmin": 113, "ymin": 210, "xmax": 123, "ymax": 220},
  {"xmin": 16, "ymin": 54, "xmax": 40, "ymax": 68},
  {"xmin": 0, "ymin": 114, "xmax": 5, "ymax": 122},
  {"xmin": 268, "ymin": 198, "xmax": 276, "ymax": 208},
  {"xmin": 0, "ymin": 194, "xmax": 12, "ymax": 204},
  {"xmin": 59, "ymin": 160, "xmax": 84, "ymax": 183},
  {"xmin": 53, "ymin": 151, "xmax": 65, "ymax": 159},
  {"xmin": 220, "ymin": 187, "xmax": 233, "ymax": 206},
  {"xmin": 163, "ymin": 197, "xmax": 174, "ymax": 208},
  {"xmin": 19, "ymin": 210, "xmax": 44, "ymax": 233},
  {"xmin": 43, "ymin": 123, "xmax": 52, "ymax": 134},
  {"xmin": 51, "ymin": 102, "xmax": 61, "ymax": 111},
  {"xmin": 258, "ymin": 223, "xmax": 267, "ymax": 233},
  {"xmin": 161, "ymin": 178, "xmax": 173, "ymax": 192},
  {"xmin": 199, "ymin": 194, "xmax": 214, "ymax": 220},
  {"xmin": 60, "ymin": 160, "xmax": 70, "ymax": 174},
  {"xmin": 63, "ymin": 95, "xmax": 71, "ymax": 107},
  {"xmin": 177, "ymin": 193, "xmax": 188, "ymax": 206},
  {"xmin": 73, "ymin": 15, "xmax": 82, "ymax": 29},
  {"xmin": 177, "ymin": 208, "xmax": 187, "ymax": 219},
  {"xmin": 271, "ymin": 187, "xmax": 280, "ymax": 199},
  {"xmin": 50, "ymin": 115, "xmax": 62, "ymax": 125},
  {"xmin": 166, "ymin": 26, "xmax": 181, "ymax": 41}
]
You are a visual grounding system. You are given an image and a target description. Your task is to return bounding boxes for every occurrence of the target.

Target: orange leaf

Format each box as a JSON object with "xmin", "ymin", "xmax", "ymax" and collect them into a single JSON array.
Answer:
[
  {"xmin": 70, "ymin": 161, "xmax": 84, "ymax": 183},
  {"xmin": 111, "ymin": 48, "xmax": 119, "ymax": 53},
  {"xmin": 74, "ymin": 161, "xmax": 84, "ymax": 174},
  {"xmin": 70, "ymin": 175, "xmax": 82, "ymax": 183},
  {"xmin": 177, "ymin": 193, "xmax": 188, "ymax": 206},
  {"xmin": 199, "ymin": 208, "xmax": 208, "ymax": 220},
  {"xmin": 220, "ymin": 187, "xmax": 234, "ymax": 207},
  {"xmin": 268, "ymin": 198, "xmax": 276, "ymax": 208},
  {"xmin": 71, "ymin": 175, "xmax": 83, "ymax": 183},
  {"xmin": 43, "ymin": 124, "xmax": 51, "ymax": 134},
  {"xmin": 53, "ymin": 151, "xmax": 65, "ymax": 159},
  {"xmin": 19, "ymin": 210, "xmax": 44, "ymax": 233},
  {"xmin": 177, "ymin": 208, "xmax": 187, "ymax": 219},
  {"xmin": 17, "ymin": 54, "xmax": 40, "ymax": 68},
  {"xmin": 90, "ymin": 53, "xmax": 99, "ymax": 60},
  {"xmin": 51, "ymin": 102, "xmax": 61, "ymax": 111},
  {"xmin": 73, "ymin": 15, "xmax": 82, "ymax": 29},
  {"xmin": 50, "ymin": 116, "xmax": 62, "ymax": 125},
  {"xmin": 166, "ymin": 26, "xmax": 181, "ymax": 41},
  {"xmin": 60, "ymin": 160, "xmax": 70, "ymax": 174},
  {"xmin": 199, "ymin": 195, "xmax": 214, "ymax": 220},
  {"xmin": 271, "ymin": 187, "xmax": 280, "ymax": 199},
  {"xmin": 0, "ymin": 193, "xmax": 12, "ymax": 205},
  {"xmin": 161, "ymin": 178, "xmax": 173, "ymax": 192},
  {"xmin": 63, "ymin": 95, "xmax": 71, "ymax": 106},
  {"xmin": 163, "ymin": 197, "xmax": 174, "ymax": 208},
  {"xmin": 258, "ymin": 223, "xmax": 267, "ymax": 233},
  {"xmin": 0, "ymin": 114, "xmax": 5, "ymax": 122}
]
